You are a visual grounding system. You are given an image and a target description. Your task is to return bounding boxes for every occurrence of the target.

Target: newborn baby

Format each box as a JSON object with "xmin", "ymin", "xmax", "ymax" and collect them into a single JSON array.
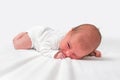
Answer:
[{"xmin": 13, "ymin": 24, "xmax": 101, "ymax": 59}]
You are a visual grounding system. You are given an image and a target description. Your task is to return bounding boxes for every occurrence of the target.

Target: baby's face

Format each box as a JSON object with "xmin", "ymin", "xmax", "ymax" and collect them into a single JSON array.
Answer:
[{"xmin": 57, "ymin": 30, "xmax": 90, "ymax": 59}]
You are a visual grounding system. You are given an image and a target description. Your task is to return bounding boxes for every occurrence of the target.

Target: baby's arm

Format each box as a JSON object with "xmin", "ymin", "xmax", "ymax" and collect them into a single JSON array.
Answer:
[
  {"xmin": 13, "ymin": 32, "xmax": 32, "ymax": 49},
  {"xmin": 88, "ymin": 50, "xmax": 101, "ymax": 57}
]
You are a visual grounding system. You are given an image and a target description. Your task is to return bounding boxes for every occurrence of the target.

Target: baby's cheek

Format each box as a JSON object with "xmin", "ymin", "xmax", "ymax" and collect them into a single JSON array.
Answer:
[
  {"xmin": 70, "ymin": 54, "xmax": 78, "ymax": 59},
  {"xmin": 70, "ymin": 53, "xmax": 85, "ymax": 59}
]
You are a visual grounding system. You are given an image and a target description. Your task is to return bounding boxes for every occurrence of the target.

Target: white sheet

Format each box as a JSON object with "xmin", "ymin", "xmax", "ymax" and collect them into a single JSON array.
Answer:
[{"xmin": 0, "ymin": 38, "xmax": 120, "ymax": 80}]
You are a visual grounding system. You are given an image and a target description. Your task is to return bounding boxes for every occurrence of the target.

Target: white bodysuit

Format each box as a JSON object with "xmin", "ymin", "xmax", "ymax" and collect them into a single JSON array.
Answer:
[{"xmin": 27, "ymin": 26, "xmax": 65, "ymax": 58}]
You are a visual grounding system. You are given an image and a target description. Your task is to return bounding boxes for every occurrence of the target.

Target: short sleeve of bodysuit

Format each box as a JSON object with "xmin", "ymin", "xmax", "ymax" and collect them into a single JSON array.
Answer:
[{"xmin": 27, "ymin": 26, "xmax": 64, "ymax": 58}]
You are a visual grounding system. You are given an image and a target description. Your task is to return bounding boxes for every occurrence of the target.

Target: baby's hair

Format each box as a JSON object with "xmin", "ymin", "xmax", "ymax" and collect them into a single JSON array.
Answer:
[
  {"xmin": 72, "ymin": 24, "xmax": 99, "ymax": 32},
  {"xmin": 71, "ymin": 24, "xmax": 102, "ymax": 52},
  {"xmin": 72, "ymin": 24, "xmax": 101, "ymax": 41}
]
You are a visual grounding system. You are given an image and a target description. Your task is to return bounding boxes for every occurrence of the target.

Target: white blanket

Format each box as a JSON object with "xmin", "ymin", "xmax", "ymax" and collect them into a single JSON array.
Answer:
[{"xmin": 0, "ymin": 38, "xmax": 120, "ymax": 80}]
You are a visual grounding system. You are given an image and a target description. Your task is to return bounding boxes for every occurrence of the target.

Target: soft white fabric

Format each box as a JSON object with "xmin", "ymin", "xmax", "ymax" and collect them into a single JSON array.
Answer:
[
  {"xmin": 27, "ymin": 26, "xmax": 64, "ymax": 58},
  {"xmin": 0, "ymin": 38, "xmax": 120, "ymax": 80}
]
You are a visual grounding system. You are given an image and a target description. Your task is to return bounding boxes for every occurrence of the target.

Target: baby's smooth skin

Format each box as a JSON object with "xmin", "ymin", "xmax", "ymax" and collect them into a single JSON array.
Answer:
[
  {"xmin": 13, "ymin": 24, "xmax": 101, "ymax": 60},
  {"xmin": 54, "ymin": 24, "xmax": 102, "ymax": 59}
]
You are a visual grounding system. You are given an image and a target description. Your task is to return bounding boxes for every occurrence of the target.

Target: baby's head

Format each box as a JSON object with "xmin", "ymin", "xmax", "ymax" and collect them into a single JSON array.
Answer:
[{"xmin": 55, "ymin": 24, "xmax": 101, "ymax": 59}]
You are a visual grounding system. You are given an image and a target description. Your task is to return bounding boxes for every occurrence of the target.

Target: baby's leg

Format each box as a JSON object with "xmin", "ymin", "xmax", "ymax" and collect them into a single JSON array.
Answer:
[{"xmin": 13, "ymin": 32, "xmax": 32, "ymax": 49}]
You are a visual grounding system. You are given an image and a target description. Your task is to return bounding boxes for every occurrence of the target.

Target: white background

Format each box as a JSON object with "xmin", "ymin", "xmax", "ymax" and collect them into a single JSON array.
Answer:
[{"xmin": 0, "ymin": 0, "xmax": 120, "ymax": 44}]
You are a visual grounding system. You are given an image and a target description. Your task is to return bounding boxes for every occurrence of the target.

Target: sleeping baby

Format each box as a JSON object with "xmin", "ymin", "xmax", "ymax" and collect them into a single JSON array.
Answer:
[{"xmin": 13, "ymin": 24, "xmax": 102, "ymax": 59}]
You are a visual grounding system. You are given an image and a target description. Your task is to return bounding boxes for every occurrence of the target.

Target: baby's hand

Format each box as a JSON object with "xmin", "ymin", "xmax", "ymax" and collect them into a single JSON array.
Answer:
[
  {"xmin": 94, "ymin": 50, "xmax": 101, "ymax": 57},
  {"xmin": 88, "ymin": 50, "xmax": 101, "ymax": 57},
  {"xmin": 54, "ymin": 51, "xmax": 66, "ymax": 59}
]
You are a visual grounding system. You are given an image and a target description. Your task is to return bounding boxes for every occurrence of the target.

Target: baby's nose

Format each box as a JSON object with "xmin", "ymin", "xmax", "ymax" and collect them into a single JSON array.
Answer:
[{"xmin": 63, "ymin": 50, "xmax": 72, "ymax": 57}]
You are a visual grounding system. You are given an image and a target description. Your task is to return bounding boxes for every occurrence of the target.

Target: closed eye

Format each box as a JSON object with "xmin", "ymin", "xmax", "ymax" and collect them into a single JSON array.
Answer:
[{"xmin": 67, "ymin": 42, "xmax": 71, "ymax": 49}]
